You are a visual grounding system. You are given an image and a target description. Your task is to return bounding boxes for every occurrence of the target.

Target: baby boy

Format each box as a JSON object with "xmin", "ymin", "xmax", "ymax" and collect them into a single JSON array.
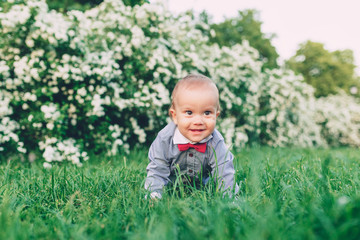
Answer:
[{"xmin": 145, "ymin": 74, "xmax": 239, "ymax": 199}]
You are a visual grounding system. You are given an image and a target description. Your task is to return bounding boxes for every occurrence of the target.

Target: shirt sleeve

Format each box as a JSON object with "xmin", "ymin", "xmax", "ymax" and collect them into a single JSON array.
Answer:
[
  {"xmin": 144, "ymin": 135, "xmax": 171, "ymax": 197},
  {"xmin": 209, "ymin": 140, "xmax": 239, "ymax": 197}
]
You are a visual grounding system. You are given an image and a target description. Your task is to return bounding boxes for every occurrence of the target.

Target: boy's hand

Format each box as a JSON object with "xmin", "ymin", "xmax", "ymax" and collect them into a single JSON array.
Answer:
[
  {"xmin": 145, "ymin": 191, "xmax": 162, "ymax": 200},
  {"xmin": 150, "ymin": 192, "xmax": 162, "ymax": 199}
]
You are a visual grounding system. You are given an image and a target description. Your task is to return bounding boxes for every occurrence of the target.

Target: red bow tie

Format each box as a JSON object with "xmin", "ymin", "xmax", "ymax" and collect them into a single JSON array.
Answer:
[{"xmin": 178, "ymin": 142, "xmax": 207, "ymax": 153}]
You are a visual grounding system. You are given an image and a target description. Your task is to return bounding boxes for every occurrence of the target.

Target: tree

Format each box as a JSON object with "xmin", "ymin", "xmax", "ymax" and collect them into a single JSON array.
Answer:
[
  {"xmin": 46, "ymin": 0, "xmax": 148, "ymax": 12},
  {"xmin": 207, "ymin": 9, "xmax": 279, "ymax": 70},
  {"xmin": 287, "ymin": 41, "xmax": 359, "ymax": 97}
]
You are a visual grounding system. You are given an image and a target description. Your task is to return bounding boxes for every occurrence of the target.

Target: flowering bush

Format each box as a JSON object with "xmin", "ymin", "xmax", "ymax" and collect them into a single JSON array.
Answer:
[
  {"xmin": 1, "ymin": 0, "xmax": 359, "ymax": 166},
  {"xmin": 257, "ymin": 69, "xmax": 326, "ymax": 147},
  {"xmin": 315, "ymin": 94, "xmax": 360, "ymax": 147},
  {"xmin": 0, "ymin": 89, "xmax": 26, "ymax": 159}
]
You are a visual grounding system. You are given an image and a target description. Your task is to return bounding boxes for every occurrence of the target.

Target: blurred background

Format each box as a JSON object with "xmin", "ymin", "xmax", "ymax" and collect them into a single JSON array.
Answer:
[
  {"xmin": 1, "ymin": 0, "xmax": 360, "ymax": 166},
  {"xmin": 45, "ymin": 0, "xmax": 360, "ymax": 97}
]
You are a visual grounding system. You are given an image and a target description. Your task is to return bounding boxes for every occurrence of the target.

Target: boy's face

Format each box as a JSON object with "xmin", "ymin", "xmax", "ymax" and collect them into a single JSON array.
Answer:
[{"xmin": 170, "ymin": 84, "xmax": 220, "ymax": 143}]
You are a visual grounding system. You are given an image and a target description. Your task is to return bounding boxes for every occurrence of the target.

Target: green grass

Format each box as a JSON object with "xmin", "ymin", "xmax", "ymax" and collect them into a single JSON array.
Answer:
[{"xmin": 1, "ymin": 147, "xmax": 360, "ymax": 239}]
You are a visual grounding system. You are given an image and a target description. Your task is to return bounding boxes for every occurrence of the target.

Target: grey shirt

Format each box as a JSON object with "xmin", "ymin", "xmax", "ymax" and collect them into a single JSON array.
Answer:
[{"xmin": 145, "ymin": 121, "xmax": 239, "ymax": 197}]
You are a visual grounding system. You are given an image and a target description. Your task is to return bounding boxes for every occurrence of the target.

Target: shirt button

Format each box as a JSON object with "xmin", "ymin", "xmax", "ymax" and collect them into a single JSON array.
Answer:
[
  {"xmin": 188, "ymin": 169, "xmax": 193, "ymax": 173},
  {"xmin": 189, "ymin": 153, "xmax": 193, "ymax": 157}
]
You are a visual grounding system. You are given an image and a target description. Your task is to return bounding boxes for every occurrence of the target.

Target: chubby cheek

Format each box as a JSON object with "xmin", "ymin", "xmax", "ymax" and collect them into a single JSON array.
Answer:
[
  {"xmin": 207, "ymin": 116, "xmax": 217, "ymax": 124},
  {"xmin": 207, "ymin": 120, "xmax": 216, "ymax": 130},
  {"xmin": 176, "ymin": 117, "xmax": 192, "ymax": 127}
]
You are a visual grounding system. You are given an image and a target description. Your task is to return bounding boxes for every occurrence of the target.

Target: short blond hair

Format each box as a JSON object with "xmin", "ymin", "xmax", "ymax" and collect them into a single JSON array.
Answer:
[{"xmin": 169, "ymin": 74, "xmax": 220, "ymax": 118}]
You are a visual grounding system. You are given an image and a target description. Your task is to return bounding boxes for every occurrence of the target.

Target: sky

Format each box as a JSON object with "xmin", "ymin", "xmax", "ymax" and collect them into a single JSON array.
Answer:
[{"xmin": 160, "ymin": 0, "xmax": 360, "ymax": 73}]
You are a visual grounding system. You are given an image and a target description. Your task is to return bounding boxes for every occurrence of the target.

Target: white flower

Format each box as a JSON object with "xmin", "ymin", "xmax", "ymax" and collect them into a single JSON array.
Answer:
[
  {"xmin": 46, "ymin": 122, "xmax": 54, "ymax": 130},
  {"xmin": 0, "ymin": 4, "xmax": 31, "ymax": 28},
  {"xmin": 28, "ymin": 115, "xmax": 34, "ymax": 122},
  {"xmin": 90, "ymin": 94, "xmax": 105, "ymax": 117},
  {"xmin": 77, "ymin": 87, "xmax": 87, "ymax": 97},
  {"xmin": 22, "ymin": 103, "xmax": 29, "ymax": 110},
  {"xmin": 130, "ymin": 25, "xmax": 145, "ymax": 48},
  {"xmin": 41, "ymin": 103, "xmax": 60, "ymax": 120},
  {"xmin": 51, "ymin": 87, "xmax": 59, "ymax": 94},
  {"xmin": 26, "ymin": 38, "xmax": 35, "ymax": 48}
]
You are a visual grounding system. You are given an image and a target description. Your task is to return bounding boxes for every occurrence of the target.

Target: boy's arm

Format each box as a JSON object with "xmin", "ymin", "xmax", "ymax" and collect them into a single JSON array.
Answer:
[
  {"xmin": 144, "ymin": 137, "xmax": 171, "ymax": 199},
  {"xmin": 209, "ymin": 140, "xmax": 239, "ymax": 197}
]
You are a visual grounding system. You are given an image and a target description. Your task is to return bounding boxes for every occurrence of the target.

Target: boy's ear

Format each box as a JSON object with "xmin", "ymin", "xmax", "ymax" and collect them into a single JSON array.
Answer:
[
  {"xmin": 170, "ymin": 108, "xmax": 178, "ymax": 124},
  {"xmin": 216, "ymin": 110, "xmax": 220, "ymax": 118}
]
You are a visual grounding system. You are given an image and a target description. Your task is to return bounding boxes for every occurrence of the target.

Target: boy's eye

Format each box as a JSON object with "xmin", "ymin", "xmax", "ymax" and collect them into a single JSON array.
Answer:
[
  {"xmin": 204, "ymin": 111, "xmax": 211, "ymax": 116},
  {"xmin": 185, "ymin": 110, "xmax": 192, "ymax": 115}
]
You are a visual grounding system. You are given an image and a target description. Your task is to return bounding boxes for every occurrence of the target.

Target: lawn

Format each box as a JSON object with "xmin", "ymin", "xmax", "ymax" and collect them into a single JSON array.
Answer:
[{"xmin": 1, "ymin": 147, "xmax": 360, "ymax": 239}]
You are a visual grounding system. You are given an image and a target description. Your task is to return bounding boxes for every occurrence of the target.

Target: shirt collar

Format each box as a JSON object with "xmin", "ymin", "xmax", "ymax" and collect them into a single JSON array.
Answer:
[{"xmin": 173, "ymin": 127, "xmax": 213, "ymax": 145}]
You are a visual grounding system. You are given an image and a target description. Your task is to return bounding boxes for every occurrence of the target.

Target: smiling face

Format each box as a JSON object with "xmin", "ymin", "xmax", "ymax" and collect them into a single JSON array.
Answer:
[{"xmin": 170, "ymin": 82, "xmax": 220, "ymax": 143}]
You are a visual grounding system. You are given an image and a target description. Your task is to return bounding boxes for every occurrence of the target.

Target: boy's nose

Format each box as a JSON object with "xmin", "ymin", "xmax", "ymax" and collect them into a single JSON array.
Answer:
[{"xmin": 193, "ymin": 115, "xmax": 204, "ymax": 124}]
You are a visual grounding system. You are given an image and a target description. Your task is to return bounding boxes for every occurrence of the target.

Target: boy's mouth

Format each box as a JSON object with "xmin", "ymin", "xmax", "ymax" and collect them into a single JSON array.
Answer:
[{"xmin": 190, "ymin": 129, "xmax": 204, "ymax": 132}]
